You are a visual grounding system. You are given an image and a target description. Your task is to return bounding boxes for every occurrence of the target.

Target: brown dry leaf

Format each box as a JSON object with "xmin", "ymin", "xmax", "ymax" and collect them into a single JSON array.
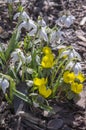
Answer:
[
  {"xmin": 0, "ymin": 26, "xmax": 4, "ymax": 34},
  {"xmin": 80, "ymin": 17, "xmax": 86, "ymax": 26},
  {"xmin": 77, "ymin": 41, "xmax": 86, "ymax": 47},
  {"xmin": 74, "ymin": 89, "xmax": 86, "ymax": 109},
  {"xmin": 75, "ymin": 30, "xmax": 86, "ymax": 42}
]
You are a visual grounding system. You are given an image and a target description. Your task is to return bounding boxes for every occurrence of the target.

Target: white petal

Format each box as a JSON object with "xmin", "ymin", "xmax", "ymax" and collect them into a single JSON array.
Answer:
[
  {"xmin": 69, "ymin": 49, "xmax": 81, "ymax": 60},
  {"xmin": 36, "ymin": 55, "xmax": 40, "ymax": 65},
  {"xmin": 50, "ymin": 31, "xmax": 57, "ymax": 43},
  {"xmin": 26, "ymin": 80, "xmax": 33, "ymax": 87},
  {"xmin": 18, "ymin": 21, "xmax": 27, "ymax": 32},
  {"xmin": 39, "ymin": 27, "xmax": 48, "ymax": 42},
  {"xmin": 38, "ymin": 19, "xmax": 46, "ymax": 27},
  {"xmin": 60, "ymin": 50, "xmax": 70, "ymax": 58},
  {"xmin": 65, "ymin": 61, "xmax": 74, "ymax": 70},
  {"xmin": 1, "ymin": 79, "xmax": 9, "ymax": 94},
  {"xmin": 73, "ymin": 62, "xmax": 82, "ymax": 75},
  {"xmin": 26, "ymin": 55, "xmax": 32, "ymax": 63},
  {"xmin": 13, "ymin": 12, "xmax": 20, "ymax": 20}
]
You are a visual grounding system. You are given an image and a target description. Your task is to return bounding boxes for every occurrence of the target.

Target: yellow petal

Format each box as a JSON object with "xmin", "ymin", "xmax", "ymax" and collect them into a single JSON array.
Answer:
[
  {"xmin": 39, "ymin": 85, "xmax": 52, "ymax": 98},
  {"xmin": 71, "ymin": 82, "xmax": 83, "ymax": 94}
]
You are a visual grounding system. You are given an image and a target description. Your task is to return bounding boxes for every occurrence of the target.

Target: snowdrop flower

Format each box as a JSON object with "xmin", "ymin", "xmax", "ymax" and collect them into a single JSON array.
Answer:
[
  {"xmin": 36, "ymin": 55, "xmax": 40, "ymax": 65},
  {"xmin": 26, "ymin": 55, "xmax": 32, "ymax": 63},
  {"xmin": 38, "ymin": 18, "xmax": 46, "ymax": 27},
  {"xmin": 0, "ymin": 78, "xmax": 9, "ymax": 94},
  {"xmin": 18, "ymin": 20, "xmax": 37, "ymax": 36},
  {"xmin": 65, "ymin": 15, "xmax": 75, "ymax": 27},
  {"xmin": 26, "ymin": 80, "xmax": 33, "ymax": 87},
  {"xmin": 56, "ymin": 15, "xmax": 75, "ymax": 28},
  {"xmin": 66, "ymin": 62, "xmax": 82, "ymax": 74},
  {"xmin": 11, "ymin": 49, "xmax": 26, "ymax": 64},
  {"xmin": 14, "ymin": 11, "xmax": 29, "ymax": 21},
  {"xmin": 73, "ymin": 62, "xmax": 82, "ymax": 75},
  {"xmin": 39, "ymin": 27, "xmax": 48, "ymax": 42},
  {"xmin": 69, "ymin": 49, "xmax": 81, "ymax": 61},
  {"xmin": 50, "ymin": 29, "xmax": 64, "ymax": 45},
  {"xmin": 60, "ymin": 49, "xmax": 81, "ymax": 61}
]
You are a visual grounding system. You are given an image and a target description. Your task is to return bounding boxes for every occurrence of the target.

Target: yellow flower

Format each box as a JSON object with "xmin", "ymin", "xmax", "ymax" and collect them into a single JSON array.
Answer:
[
  {"xmin": 39, "ymin": 85, "xmax": 52, "ymax": 98},
  {"xmin": 33, "ymin": 78, "xmax": 47, "ymax": 87},
  {"xmin": 76, "ymin": 73, "xmax": 85, "ymax": 83},
  {"xmin": 41, "ymin": 54, "xmax": 55, "ymax": 68},
  {"xmin": 43, "ymin": 46, "xmax": 52, "ymax": 55},
  {"xmin": 63, "ymin": 71, "xmax": 75, "ymax": 83},
  {"xmin": 71, "ymin": 82, "xmax": 83, "ymax": 94}
]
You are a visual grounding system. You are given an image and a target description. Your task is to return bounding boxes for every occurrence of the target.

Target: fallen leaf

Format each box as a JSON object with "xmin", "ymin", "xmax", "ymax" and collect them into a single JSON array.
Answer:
[
  {"xmin": 47, "ymin": 118, "xmax": 63, "ymax": 130},
  {"xmin": 75, "ymin": 31, "xmax": 86, "ymax": 42},
  {"xmin": 77, "ymin": 41, "xmax": 86, "ymax": 47},
  {"xmin": 80, "ymin": 17, "xmax": 86, "ymax": 26}
]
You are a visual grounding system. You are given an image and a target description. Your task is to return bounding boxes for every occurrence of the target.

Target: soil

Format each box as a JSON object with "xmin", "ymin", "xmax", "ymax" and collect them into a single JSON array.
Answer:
[{"xmin": 0, "ymin": 0, "xmax": 86, "ymax": 130}]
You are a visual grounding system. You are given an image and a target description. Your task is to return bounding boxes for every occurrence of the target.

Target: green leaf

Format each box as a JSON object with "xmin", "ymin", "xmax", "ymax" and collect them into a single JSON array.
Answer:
[{"xmin": 5, "ymin": 30, "xmax": 20, "ymax": 60}]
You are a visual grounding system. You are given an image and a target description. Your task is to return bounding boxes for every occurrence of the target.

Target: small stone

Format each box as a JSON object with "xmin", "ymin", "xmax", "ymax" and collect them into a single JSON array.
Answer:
[{"xmin": 47, "ymin": 118, "xmax": 63, "ymax": 130}]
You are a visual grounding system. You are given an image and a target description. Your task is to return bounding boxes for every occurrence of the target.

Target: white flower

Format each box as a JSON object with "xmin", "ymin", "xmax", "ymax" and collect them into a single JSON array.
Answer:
[
  {"xmin": 50, "ymin": 31, "xmax": 57, "ymax": 43},
  {"xmin": 66, "ymin": 62, "xmax": 82, "ymax": 75},
  {"xmin": 26, "ymin": 55, "xmax": 32, "ymax": 63},
  {"xmin": 11, "ymin": 49, "xmax": 26, "ymax": 64},
  {"xmin": 38, "ymin": 18, "xmax": 46, "ymax": 27},
  {"xmin": 60, "ymin": 49, "xmax": 81, "ymax": 61},
  {"xmin": 73, "ymin": 62, "xmax": 82, "ymax": 75},
  {"xmin": 26, "ymin": 68, "xmax": 33, "ymax": 74},
  {"xmin": 50, "ymin": 29, "xmax": 64, "ymax": 45},
  {"xmin": 18, "ymin": 20, "xmax": 37, "ymax": 36},
  {"xmin": 65, "ymin": 15, "xmax": 75, "ymax": 27},
  {"xmin": 14, "ymin": 11, "xmax": 29, "ymax": 21},
  {"xmin": 0, "ymin": 78, "xmax": 9, "ymax": 94},
  {"xmin": 69, "ymin": 49, "xmax": 81, "ymax": 61},
  {"xmin": 26, "ymin": 80, "xmax": 33, "ymax": 87},
  {"xmin": 56, "ymin": 15, "xmax": 75, "ymax": 28},
  {"xmin": 39, "ymin": 27, "xmax": 48, "ymax": 42},
  {"xmin": 36, "ymin": 55, "xmax": 40, "ymax": 65}
]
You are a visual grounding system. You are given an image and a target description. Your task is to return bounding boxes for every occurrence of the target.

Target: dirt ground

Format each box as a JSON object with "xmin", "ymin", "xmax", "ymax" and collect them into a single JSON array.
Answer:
[{"xmin": 0, "ymin": 0, "xmax": 86, "ymax": 130}]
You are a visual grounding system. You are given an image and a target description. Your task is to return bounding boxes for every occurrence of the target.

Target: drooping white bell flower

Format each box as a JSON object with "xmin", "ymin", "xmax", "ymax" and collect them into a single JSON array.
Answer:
[
  {"xmin": 65, "ymin": 15, "xmax": 75, "ymax": 27},
  {"xmin": 26, "ymin": 55, "xmax": 32, "ymax": 64},
  {"xmin": 38, "ymin": 18, "xmax": 46, "ymax": 27},
  {"xmin": 56, "ymin": 15, "xmax": 75, "ymax": 28},
  {"xmin": 50, "ymin": 29, "xmax": 64, "ymax": 45},
  {"xmin": 73, "ymin": 62, "xmax": 82, "ymax": 75},
  {"xmin": 26, "ymin": 80, "xmax": 33, "ymax": 87},
  {"xmin": 0, "ymin": 78, "xmax": 9, "ymax": 94},
  {"xmin": 14, "ymin": 11, "xmax": 30, "ymax": 21},
  {"xmin": 39, "ymin": 27, "xmax": 48, "ymax": 42},
  {"xmin": 11, "ymin": 49, "xmax": 26, "ymax": 64},
  {"xmin": 69, "ymin": 49, "xmax": 81, "ymax": 61},
  {"xmin": 18, "ymin": 20, "xmax": 37, "ymax": 36},
  {"xmin": 60, "ymin": 49, "xmax": 81, "ymax": 61},
  {"xmin": 66, "ymin": 61, "xmax": 82, "ymax": 74}
]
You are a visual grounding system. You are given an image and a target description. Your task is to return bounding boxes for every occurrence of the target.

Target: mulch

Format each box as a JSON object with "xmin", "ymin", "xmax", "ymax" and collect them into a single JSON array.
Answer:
[{"xmin": 0, "ymin": 0, "xmax": 86, "ymax": 130}]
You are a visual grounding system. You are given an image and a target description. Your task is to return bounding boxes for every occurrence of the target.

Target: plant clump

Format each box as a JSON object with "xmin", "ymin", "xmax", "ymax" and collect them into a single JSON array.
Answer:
[{"xmin": 0, "ymin": 9, "xmax": 85, "ymax": 111}]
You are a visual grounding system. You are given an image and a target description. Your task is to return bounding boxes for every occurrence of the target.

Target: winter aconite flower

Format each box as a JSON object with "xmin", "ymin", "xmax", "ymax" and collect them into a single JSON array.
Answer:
[
  {"xmin": 76, "ymin": 73, "xmax": 85, "ymax": 83},
  {"xmin": 33, "ymin": 78, "xmax": 47, "ymax": 87},
  {"xmin": 71, "ymin": 82, "xmax": 83, "ymax": 94},
  {"xmin": 43, "ymin": 46, "xmax": 52, "ymax": 55},
  {"xmin": 41, "ymin": 54, "xmax": 55, "ymax": 68},
  {"xmin": 63, "ymin": 71, "xmax": 75, "ymax": 83},
  {"xmin": 33, "ymin": 78, "xmax": 51, "ymax": 98},
  {"xmin": 39, "ymin": 85, "xmax": 52, "ymax": 98}
]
